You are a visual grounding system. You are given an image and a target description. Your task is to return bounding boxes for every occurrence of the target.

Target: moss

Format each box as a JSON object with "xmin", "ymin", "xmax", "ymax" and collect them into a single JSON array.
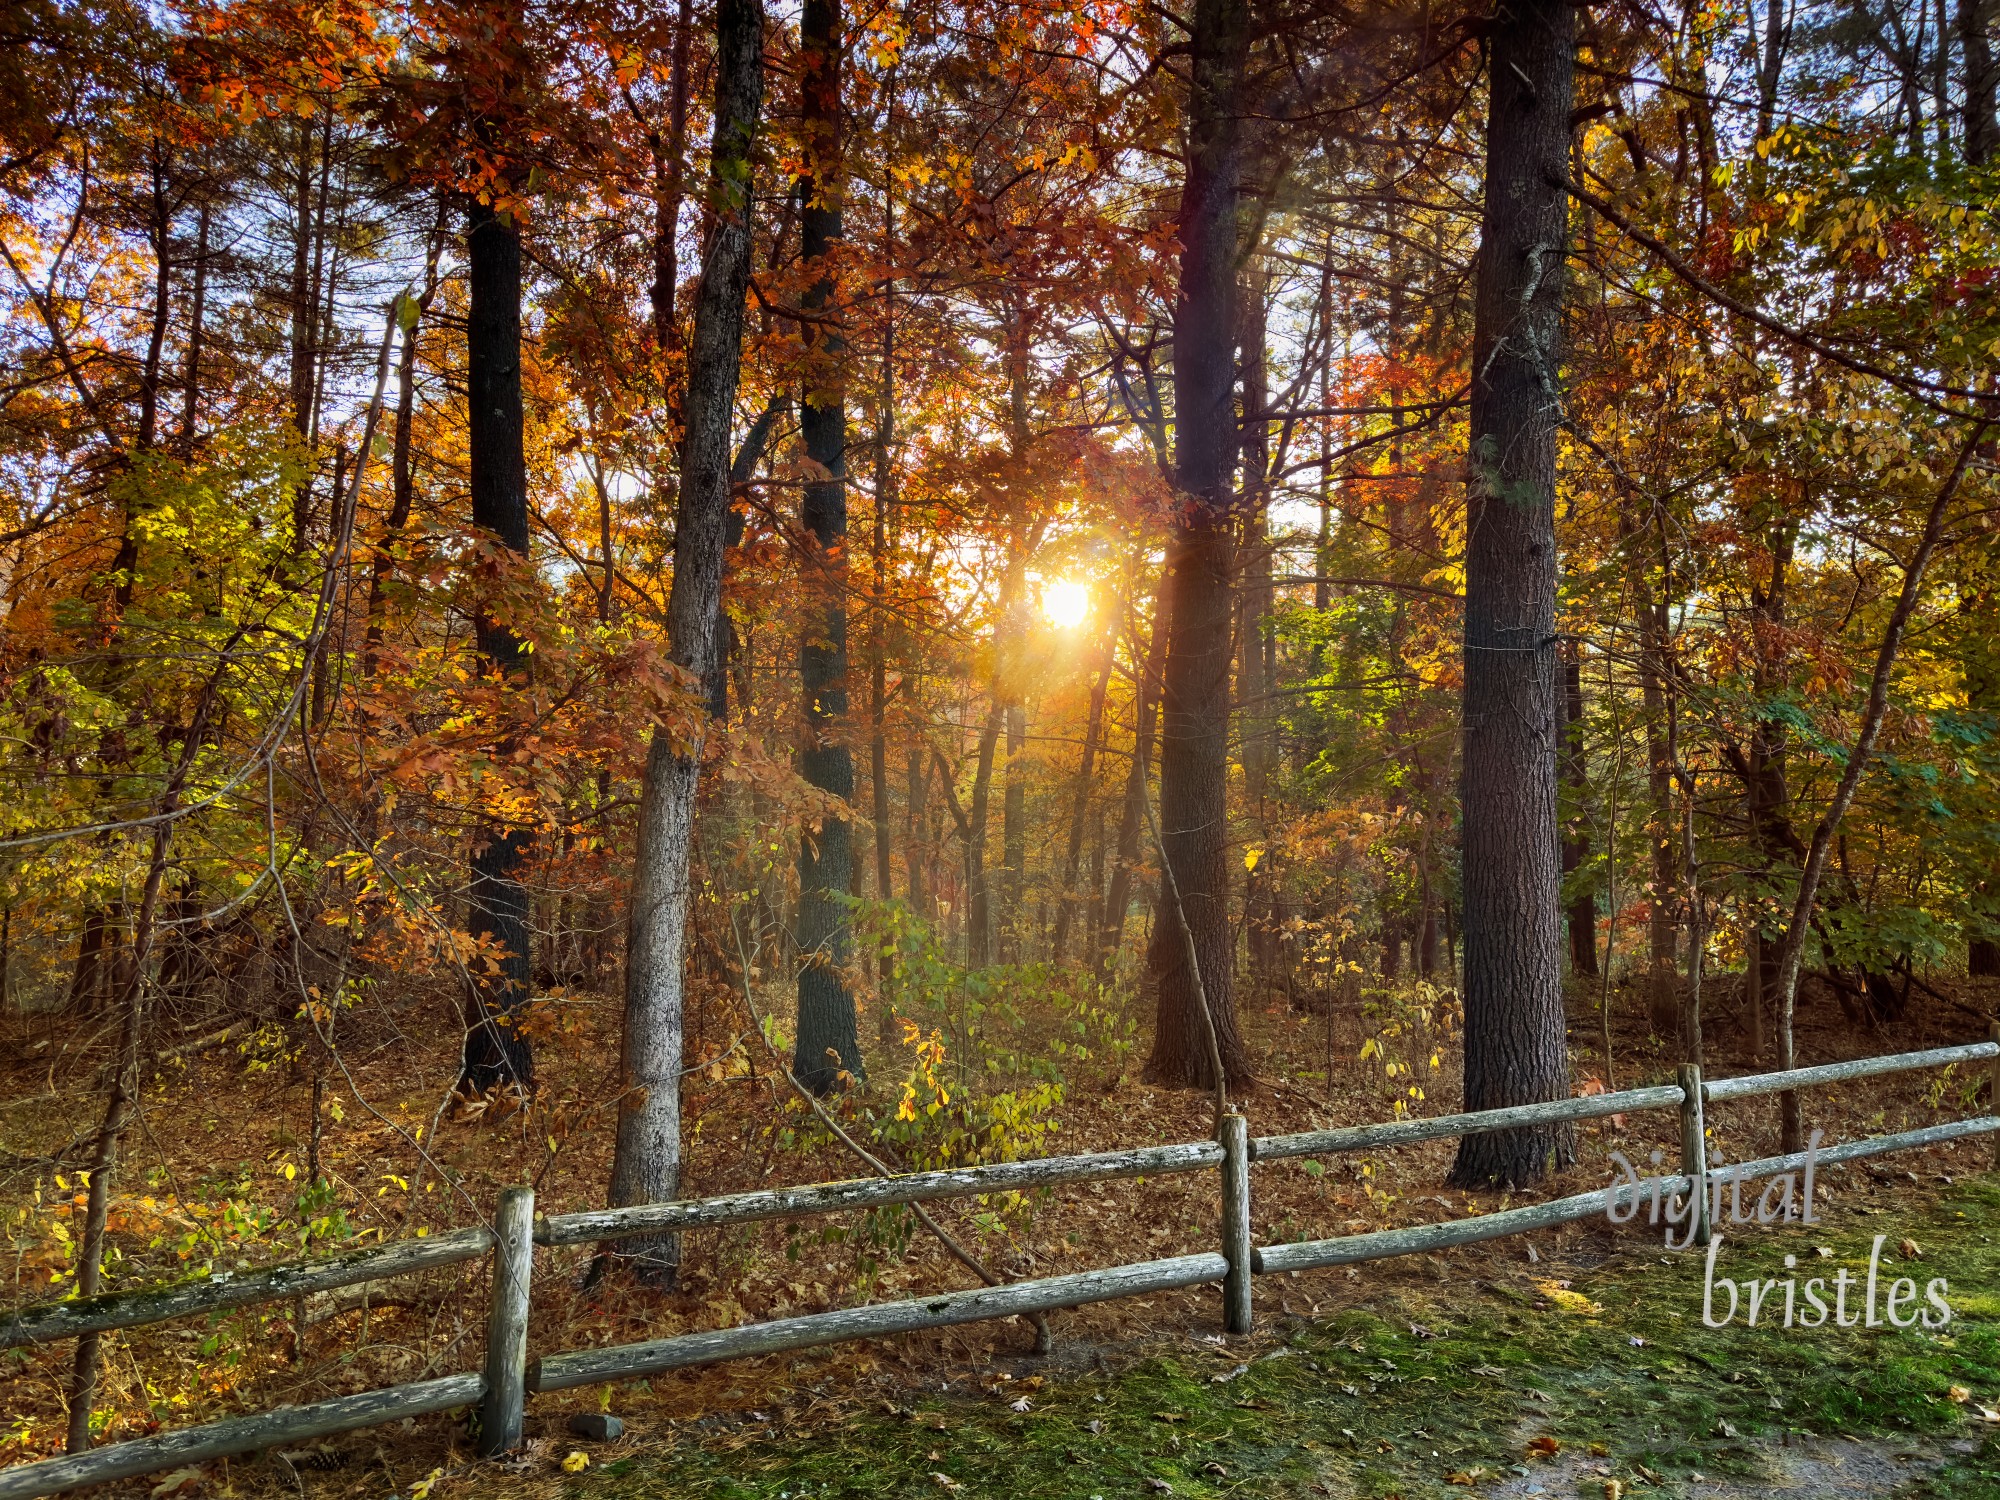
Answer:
[{"xmin": 573, "ymin": 1180, "xmax": 2000, "ymax": 1499}]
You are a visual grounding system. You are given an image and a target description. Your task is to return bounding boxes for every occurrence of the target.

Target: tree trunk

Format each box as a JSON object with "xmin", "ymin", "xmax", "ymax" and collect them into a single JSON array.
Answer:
[
  {"xmin": 793, "ymin": 0, "xmax": 861, "ymax": 1091},
  {"xmin": 1052, "ymin": 604, "xmax": 1118, "ymax": 963},
  {"xmin": 1447, "ymin": 0, "xmax": 1576, "ymax": 1189},
  {"xmin": 1560, "ymin": 647, "xmax": 1598, "ymax": 976},
  {"xmin": 67, "ymin": 909, "xmax": 110, "ymax": 1013},
  {"xmin": 964, "ymin": 703, "xmax": 1004, "ymax": 967},
  {"xmin": 178, "ymin": 199, "xmax": 209, "ymax": 450},
  {"xmin": 1963, "ymin": 0, "xmax": 1999, "ymax": 163},
  {"xmin": 905, "ymin": 741, "xmax": 928, "ymax": 916},
  {"xmin": 870, "ymin": 179, "xmax": 898, "ymax": 1019},
  {"xmin": 1145, "ymin": 0, "xmax": 1254, "ymax": 1091},
  {"xmin": 650, "ymin": 0, "xmax": 695, "ymax": 356},
  {"xmin": 460, "ymin": 200, "xmax": 536, "ymax": 1095},
  {"xmin": 607, "ymin": 0, "xmax": 763, "ymax": 1283},
  {"xmin": 1237, "ymin": 258, "xmax": 1278, "ymax": 1000},
  {"xmin": 1099, "ymin": 581, "xmax": 1168, "ymax": 976},
  {"xmin": 1001, "ymin": 703, "xmax": 1026, "ymax": 961}
]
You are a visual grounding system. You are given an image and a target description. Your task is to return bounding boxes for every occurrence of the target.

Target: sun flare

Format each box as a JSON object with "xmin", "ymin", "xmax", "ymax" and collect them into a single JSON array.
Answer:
[{"xmin": 1040, "ymin": 578, "xmax": 1091, "ymax": 630}]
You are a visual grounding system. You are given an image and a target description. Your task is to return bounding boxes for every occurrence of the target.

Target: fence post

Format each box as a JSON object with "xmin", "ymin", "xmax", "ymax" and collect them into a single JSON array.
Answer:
[
  {"xmin": 1989, "ymin": 1024, "xmax": 2000, "ymax": 1170},
  {"xmin": 1220, "ymin": 1113, "xmax": 1253, "ymax": 1334},
  {"xmin": 479, "ymin": 1186, "xmax": 535, "ymax": 1457},
  {"xmin": 1677, "ymin": 1063, "xmax": 1708, "ymax": 1247}
]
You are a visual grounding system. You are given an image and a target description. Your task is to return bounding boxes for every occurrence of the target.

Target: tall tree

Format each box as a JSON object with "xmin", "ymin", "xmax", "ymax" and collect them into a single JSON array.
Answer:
[
  {"xmin": 1964, "ymin": 0, "xmax": 2000, "ymax": 164},
  {"xmin": 793, "ymin": 0, "xmax": 861, "ymax": 1090},
  {"xmin": 1144, "ymin": 0, "xmax": 1255, "ymax": 1090},
  {"xmin": 460, "ymin": 197, "xmax": 537, "ymax": 1095},
  {"xmin": 1448, "ymin": 0, "xmax": 1577, "ymax": 1187},
  {"xmin": 607, "ymin": 0, "xmax": 765, "ymax": 1280}
]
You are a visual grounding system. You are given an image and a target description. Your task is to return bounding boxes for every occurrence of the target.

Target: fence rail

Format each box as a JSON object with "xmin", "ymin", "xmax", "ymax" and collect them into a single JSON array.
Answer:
[{"xmin": 2, "ymin": 1032, "xmax": 1995, "ymax": 1499}]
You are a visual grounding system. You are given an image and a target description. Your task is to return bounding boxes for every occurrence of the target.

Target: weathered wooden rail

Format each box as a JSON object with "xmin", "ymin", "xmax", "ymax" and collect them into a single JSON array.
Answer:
[{"xmin": 2, "ymin": 1032, "xmax": 1995, "ymax": 1498}]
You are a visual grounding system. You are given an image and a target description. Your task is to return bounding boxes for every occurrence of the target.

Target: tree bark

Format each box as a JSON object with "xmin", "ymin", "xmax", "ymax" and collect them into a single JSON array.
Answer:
[
  {"xmin": 1560, "ymin": 646, "xmax": 1598, "ymax": 976},
  {"xmin": 1964, "ymin": 0, "xmax": 2000, "ymax": 163},
  {"xmin": 1145, "ymin": 0, "xmax": 1254, "ymax": 1090},
  {"xmin": 793, "ymin": 0, "xmax": 861, "ymax": 1091},
  {"xmin": 608, "ymin": 0, "xmax": 763, "ymax": 1282},
  {"xmin": 1447, "ymin": 0, "xmax": 1577, "ymax": 1188},
  {"xmin": 460, "ymin": 199, "xmax": 536, "ymax": 1095}
]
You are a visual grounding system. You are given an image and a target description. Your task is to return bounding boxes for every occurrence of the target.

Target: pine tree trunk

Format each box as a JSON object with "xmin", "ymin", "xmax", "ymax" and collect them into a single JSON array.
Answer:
[
  {"xmin": 793, "ymin": 0, "xmax": 861, "ymax": 1091},
  {"xmin": 460, "ymin": 201, "xmax": 536, "ymax": 1095},
  {"xmin": 1447, "ymin": 0, "xmax": 1576, "ymax": 1188},
  {"xmin": 1145, "ymin": 0, "xmax": 1254, "ymax": 1090}
]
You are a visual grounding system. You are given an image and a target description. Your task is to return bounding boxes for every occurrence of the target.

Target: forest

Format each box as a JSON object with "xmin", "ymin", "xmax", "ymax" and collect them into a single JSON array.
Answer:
[{"xmin": 5, "ymin": 0, "xmax": 2000, "ymax": 1489}]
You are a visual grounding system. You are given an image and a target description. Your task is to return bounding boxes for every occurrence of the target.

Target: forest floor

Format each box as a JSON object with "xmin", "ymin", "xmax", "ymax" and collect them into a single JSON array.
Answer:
[
  {"xmin": 517, "ymin": 1172, "xmax": 2000, "ymax": 1500},
  {"xmin": 3, "ymin": 967, "xmax": 1998, "ymax": 1497}
]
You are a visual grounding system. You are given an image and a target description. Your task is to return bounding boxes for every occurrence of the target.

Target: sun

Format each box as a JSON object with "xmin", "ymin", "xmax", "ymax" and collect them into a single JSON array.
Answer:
[{"xmin": 1040, "ymin": 578, "xmax": 1090, "ymax": 630}]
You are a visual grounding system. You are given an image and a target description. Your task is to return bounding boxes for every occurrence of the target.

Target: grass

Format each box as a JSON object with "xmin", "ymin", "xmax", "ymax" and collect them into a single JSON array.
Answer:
[{"xmin": 553, "ymin": 1178, "xmax": 2000, "ymax": 1499}]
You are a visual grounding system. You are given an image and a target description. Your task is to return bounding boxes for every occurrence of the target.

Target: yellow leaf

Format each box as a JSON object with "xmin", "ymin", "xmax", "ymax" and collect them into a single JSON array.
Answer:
[
  {"xmin": 1243, "ymin": 847, "xmax": 1263, "ymax": 873},
  {"xmin": 562, "ymin": 1450, "xmax": 590, "ymax": 1473}
]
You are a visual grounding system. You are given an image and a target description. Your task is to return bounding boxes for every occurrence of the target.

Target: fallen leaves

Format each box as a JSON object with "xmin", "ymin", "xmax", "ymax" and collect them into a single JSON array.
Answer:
[
  {"xmin": 561, "ymin": 1450, "xmax": 590, "ymax": 1473},
  {"xmin": 1526, "ymin": 1434, "xmax": 1562, "ymax": 1458}
]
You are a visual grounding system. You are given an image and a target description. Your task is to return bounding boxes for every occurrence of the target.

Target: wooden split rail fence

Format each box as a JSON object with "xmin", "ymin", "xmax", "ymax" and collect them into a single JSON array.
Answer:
[{"xmin": 4, "ymin": 1033, "xmax": 1999, "ymax": 1497}]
